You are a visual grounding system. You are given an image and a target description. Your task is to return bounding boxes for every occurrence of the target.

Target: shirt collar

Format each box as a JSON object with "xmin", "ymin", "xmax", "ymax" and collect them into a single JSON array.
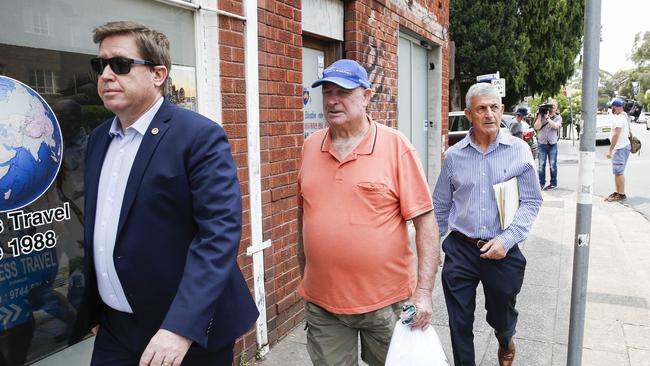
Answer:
[
  {"xmin": 108, "ymin": 97, "xmax": 164, "ymax": 138},
  {"xmin": 320, "ymin": 115, "xmax": 378, "ymax": 156},
  {"xmin": 459, "ymin": 127, "xmax": 514, "ymax": 151}
]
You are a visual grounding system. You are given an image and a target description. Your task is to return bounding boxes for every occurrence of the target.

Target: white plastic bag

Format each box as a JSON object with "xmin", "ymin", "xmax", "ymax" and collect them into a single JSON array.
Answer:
[{"xmin": 385, "ymin": 321, "xmax": 449, "ymax": 366}]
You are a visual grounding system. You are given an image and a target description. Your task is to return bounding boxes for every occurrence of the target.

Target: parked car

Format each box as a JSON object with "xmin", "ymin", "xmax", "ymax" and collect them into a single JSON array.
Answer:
[
  {"xmin": 448, "ymin": 111, "xmax": 537, "ymax": 159},
  {"xmin": 637, "ymin": 111, "xmax": 650, "ymax": 124},
  {"xmin": 448, "ymin": 111, "xmax": 510, "ymax": 146},
  {"xmin": 595, "ymin": 113, "xmax": 611, "ymax": 144}
]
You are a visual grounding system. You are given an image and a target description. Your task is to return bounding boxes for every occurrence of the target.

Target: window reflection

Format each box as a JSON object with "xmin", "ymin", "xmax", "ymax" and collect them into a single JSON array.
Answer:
[{"xmin": 0, "ymin": 41, "xmax": 196, "ymax": 365}]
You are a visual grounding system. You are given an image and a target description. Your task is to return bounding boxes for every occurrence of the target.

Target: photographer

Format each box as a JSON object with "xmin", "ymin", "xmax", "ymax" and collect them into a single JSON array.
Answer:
[{"xmin": 533, "ymin": 99, "xmax": 562, "ymax": 190}]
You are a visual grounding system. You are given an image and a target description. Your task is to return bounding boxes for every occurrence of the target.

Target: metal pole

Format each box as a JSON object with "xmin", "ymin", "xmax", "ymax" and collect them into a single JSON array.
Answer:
[
  {"xmin": 570, "ymin": 94, "xmax": 575, "ymax": 146},
  {"xmin": 567, "ymin": 0, "xmax": 601, "ymax": 365}
]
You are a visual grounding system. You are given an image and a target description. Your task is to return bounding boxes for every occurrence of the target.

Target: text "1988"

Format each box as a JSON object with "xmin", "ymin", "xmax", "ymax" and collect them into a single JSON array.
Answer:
[{"xmin": 0, "ymin": 230, "xmax": 57, "ymax": 259}]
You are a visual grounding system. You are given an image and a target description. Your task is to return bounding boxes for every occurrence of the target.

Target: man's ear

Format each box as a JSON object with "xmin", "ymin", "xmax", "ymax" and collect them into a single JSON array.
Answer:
[
  {"xmin": 152, "ymin": 65, "xmax": 168, "ymax": 89},
  {"xmin": 361, "ymin": 87, "xmax": 372, "ymax": 108},
  {"xmin": 464, "ymin": 108, "xmax": 472, "ymax": 121}
]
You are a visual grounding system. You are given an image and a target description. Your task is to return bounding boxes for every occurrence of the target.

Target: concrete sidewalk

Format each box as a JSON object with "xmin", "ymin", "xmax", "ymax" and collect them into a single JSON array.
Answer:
[
  {"xmin": 254, "ymin": 189, "xmax": 650, "ymax": 366},
  {"xmin": 557, "ymin": 138, "xmax": 580, "ymax": 163}
]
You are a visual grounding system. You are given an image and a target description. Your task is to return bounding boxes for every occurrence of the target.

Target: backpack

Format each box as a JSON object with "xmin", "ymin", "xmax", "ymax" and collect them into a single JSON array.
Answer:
[
  {"xmin": 627, "ymin": 118, "xmax": 642, "ymax": 154},
  {"xmin": 629, "ymin": 134, "xmax": 642, "ymax": 154}
]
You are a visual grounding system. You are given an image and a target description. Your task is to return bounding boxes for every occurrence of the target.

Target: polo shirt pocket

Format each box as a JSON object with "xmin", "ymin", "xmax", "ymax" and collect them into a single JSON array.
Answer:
[{"xmin": 350, "ymin": 182, "xmax": 393, "ymax": 225}]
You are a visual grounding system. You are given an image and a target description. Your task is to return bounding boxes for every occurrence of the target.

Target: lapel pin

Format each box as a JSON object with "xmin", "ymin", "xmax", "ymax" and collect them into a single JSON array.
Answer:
[{"xmin": 151, "ymin": 128, "xmax": 159, "ymax": 135}]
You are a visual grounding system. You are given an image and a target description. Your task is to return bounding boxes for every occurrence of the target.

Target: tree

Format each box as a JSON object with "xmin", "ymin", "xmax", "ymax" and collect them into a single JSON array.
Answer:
[
  {"xmin": 631, "ymin": 31, "xmax": 650, "ymax": 67},
  {"xmin": 598, "ymin": 70, "xmax": 616, "ymax": 98},
  {"xmin": 614, "ymin": 68, "xmax": 650, "ymax": 102},
  {"xmin": 449, "ymin": 0, "xmax": 585, "ymax": 109},
  {"xmin": 520, "ymin": 0, "xmax": 585, "ymax": 98},
  {"xmin": 449, "ymin": 0, "xmax": 529, "ymax": 108},
  {"xmin": 567, "ymin": 59, "xmax": 583, "ymax": 92}
]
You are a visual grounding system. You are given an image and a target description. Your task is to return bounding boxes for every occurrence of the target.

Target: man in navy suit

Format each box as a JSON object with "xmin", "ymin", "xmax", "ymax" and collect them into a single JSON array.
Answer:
[{"xmin": 71, "ymin": 21, "xmax": 258, "ymax": 366}]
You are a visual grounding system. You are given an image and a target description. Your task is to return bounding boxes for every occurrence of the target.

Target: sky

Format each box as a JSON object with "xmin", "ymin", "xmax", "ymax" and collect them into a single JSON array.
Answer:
[{"xmin": 599, "ymin": 0, "xmax": 650, "ymax": 74}]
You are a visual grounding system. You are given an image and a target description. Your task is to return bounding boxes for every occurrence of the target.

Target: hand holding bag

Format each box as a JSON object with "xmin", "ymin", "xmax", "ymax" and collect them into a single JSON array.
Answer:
[{"xmin": 385, "ymin": 304, "xmax": 449, "ymax": 366}]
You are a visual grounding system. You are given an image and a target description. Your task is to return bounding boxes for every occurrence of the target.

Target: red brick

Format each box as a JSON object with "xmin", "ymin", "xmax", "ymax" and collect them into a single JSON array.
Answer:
[{"xmin": 219, "ymin": 30, "xmax": 244, "ymax": 47}]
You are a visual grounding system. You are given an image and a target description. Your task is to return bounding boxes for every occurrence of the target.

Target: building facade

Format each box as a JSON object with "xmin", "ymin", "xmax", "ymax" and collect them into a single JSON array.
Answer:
[{"xmin": 0, "ymin": 0, "xmax": 449, "ymax": 364}]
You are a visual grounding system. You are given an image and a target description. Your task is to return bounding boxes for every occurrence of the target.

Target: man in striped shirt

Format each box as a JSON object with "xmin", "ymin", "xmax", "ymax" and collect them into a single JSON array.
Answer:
[{"xmin": 433, "ymin": 83, "xmax": 542, "ymax": 366}]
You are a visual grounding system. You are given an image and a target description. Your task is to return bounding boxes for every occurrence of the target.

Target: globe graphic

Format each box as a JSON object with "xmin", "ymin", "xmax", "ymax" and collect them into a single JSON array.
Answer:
[{"xmin": 0, "ymin": 76, "xmax": 63, "ymax": 212}]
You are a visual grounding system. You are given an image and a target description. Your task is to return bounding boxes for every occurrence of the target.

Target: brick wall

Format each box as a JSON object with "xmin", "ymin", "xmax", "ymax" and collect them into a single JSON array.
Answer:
[
  {"xmin": 344, "ymin": 0, "xmax": 450, "ymax": 132},
  {"xmin": 218, "ymin": 0, "xmax": 305, "ymax": 364},
  {"xmin": 257, "ymin": 0, "xmax": 305, "ymax": 359},
  {"xmin": 217, "ymin": 0, "xmax": 449, "ymax": 364}
]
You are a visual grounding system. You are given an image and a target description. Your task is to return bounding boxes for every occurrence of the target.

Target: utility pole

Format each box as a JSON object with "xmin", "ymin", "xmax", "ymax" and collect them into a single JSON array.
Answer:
[
  {"xmin": 567, "ymin": 0, "xmax": 601, "ymax": 365},
  {"xmin": 568, "ymin": 86, "xmax": 575, "ymax": 146}
]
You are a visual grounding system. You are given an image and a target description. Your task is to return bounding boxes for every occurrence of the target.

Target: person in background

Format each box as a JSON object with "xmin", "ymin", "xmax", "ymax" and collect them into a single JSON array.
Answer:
[
  {"xmin": 533, "ymin": 99, "xmax": 562, "ymax": 190},
  {"xmin": 509, "ymin": 107, "xmax": 529, "ymax": 140},
  {"xmin": 605, "ymin": 98, "xmax": 631, "ymax": 202}
]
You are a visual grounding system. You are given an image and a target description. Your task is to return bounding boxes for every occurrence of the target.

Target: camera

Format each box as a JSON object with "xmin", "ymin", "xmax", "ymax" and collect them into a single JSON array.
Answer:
[{"xmin": 538, "ymin": 103, "xmax": 553, "ymax": 116}]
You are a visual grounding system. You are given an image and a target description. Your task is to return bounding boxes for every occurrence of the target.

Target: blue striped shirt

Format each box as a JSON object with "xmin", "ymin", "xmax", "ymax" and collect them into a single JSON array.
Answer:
[{"xmin": 433, "ymin": 129, "xmax": 542, "ymax": 252}]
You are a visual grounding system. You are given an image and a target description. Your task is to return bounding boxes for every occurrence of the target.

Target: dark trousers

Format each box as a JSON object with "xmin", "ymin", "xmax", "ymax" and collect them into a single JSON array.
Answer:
[
  {"xmin": 441, "ymin": 234, "xmax": 526, "ymax": 366},
  {"xmin": 91, "ymin": 306, "xmax": 234, "ymax": 366}
]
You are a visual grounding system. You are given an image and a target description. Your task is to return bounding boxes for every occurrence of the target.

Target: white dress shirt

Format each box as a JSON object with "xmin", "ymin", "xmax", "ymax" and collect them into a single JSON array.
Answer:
[{"xmin": 93, "ymin": 97, "xmax": 163, "ymax": 312}]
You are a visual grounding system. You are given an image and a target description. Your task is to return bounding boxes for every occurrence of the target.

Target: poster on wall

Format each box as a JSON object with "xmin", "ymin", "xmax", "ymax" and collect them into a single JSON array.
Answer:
[
  {"xmin": 167, "ymin": 65, "xmax": 197, "ymax": 112},
  {"xmin": 303, "ymin": 49, "xmax": 327, "ymax": 139},
  {"xmin": 0, "ymin": 75, "xmax": 83, "ymax": 365}
]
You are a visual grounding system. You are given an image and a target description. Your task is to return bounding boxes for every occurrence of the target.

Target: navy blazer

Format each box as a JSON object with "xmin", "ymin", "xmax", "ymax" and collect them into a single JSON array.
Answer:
[{"xmin": 71, "ymin": 100, "xmax": 258, "ymax": 350}]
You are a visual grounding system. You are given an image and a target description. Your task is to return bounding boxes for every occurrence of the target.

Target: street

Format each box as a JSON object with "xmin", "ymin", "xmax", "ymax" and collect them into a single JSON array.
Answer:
[{"xmin": 557, "ymin": 121, "xmax": 650, "ymax": 219}]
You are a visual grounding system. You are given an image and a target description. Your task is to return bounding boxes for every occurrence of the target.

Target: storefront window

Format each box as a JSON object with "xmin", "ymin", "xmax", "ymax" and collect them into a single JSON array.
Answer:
[
  {"xmin": 0, "ymin": 1, "xmax": 197, "ymax": 364},
  {"xmin": 29, "ymin": 70, "xmax": 60, "ymax": 94}
]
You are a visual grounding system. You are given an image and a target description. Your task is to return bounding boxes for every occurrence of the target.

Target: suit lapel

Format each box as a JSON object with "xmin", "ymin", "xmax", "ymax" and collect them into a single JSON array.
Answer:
[
  {"xmin": 115, "ymin": 101, "xmax": 174, "ymax": 241},
  {"xmin": 85, "ymin": 121, "xmax": 113, "ymax": 251}
]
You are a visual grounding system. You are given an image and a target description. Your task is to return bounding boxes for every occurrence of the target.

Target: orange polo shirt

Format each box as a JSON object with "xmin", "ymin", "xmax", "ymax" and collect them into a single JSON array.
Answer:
[{"xmin": 297, "ymin": 117, "xmax": 433, "ymax": 314}]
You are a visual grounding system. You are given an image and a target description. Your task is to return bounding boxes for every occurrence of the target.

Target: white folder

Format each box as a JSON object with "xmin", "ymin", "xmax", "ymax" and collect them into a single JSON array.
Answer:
[{"xmin": 493, "ymin": 177, "xmax": 519, "ymax": 230}]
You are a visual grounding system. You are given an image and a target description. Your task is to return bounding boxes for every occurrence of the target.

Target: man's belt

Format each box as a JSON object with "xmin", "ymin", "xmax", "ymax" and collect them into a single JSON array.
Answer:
[{"xmin": 451, "ymin": 231, "xmax": 489, "ymax": 249}]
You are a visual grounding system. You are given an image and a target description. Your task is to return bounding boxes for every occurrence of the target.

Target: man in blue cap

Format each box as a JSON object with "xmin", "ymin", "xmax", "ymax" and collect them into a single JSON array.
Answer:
[
  {"xmin": 605, "ymin": 98, "xmax": 631, "ymax": 202},
  {"xmin": 509, "ymin": 107, "xmax": 529, "ymax": 139},
  {"xmin": 296, "ymin": 59, "xmax": 440, "ymax": 366}
]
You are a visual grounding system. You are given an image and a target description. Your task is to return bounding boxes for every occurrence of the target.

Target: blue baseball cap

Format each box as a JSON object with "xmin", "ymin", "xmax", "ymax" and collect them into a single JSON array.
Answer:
[
  {"xmin": 515, "ymin": 107, "xmax": 528, "ymax": 116},
  {"xmin": 610, "ymin": 98, "xmax": 624, "ymax": 107},
  {"xmin": 311, "ymin": 59, "xmax": 371, "ymax": 89}
]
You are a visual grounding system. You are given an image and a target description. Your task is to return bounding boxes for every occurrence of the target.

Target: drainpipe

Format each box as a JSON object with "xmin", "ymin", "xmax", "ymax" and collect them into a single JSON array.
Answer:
[
  {"xmin": 170, "ymin": 0, "xmax": 270, "ymax": 357},
  {"xmin": 154, "ymin": 0, "xmax": 246, "ymax": 20},
  {"xmin": 242, "ymin": 0, "xmax": 271, "ymax": 358}
]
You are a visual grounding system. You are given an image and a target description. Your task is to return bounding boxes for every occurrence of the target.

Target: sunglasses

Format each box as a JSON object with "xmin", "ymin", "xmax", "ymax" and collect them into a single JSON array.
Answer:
[{"xmin": 90, "ymin": 57, "xmax": 158, "ymax": 75}]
